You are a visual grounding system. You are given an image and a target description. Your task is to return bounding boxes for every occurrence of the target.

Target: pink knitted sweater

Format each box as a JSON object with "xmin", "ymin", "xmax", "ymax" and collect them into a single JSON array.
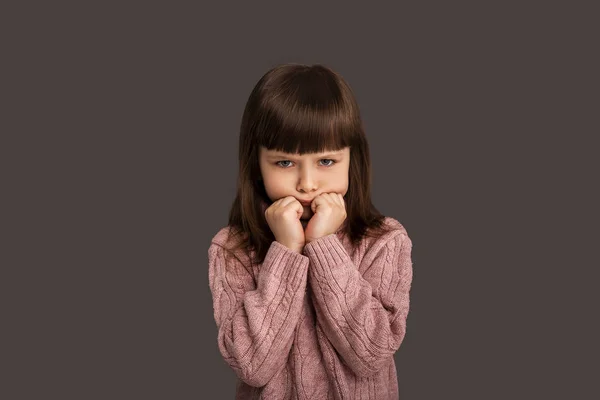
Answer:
[{"xmin": 208, "ymin": 217, "xmax": 413, "ymax": 399}]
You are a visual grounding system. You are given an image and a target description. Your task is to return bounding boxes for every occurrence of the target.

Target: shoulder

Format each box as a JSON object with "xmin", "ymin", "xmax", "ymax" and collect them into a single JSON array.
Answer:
[
  {"xmin": 371, "ymin": 216, "xmax": 411, "ymax": 241},
  {"xmin": 209, "ymin": 226, "xmax": 252, "ymax": 264},
  {"xmin": 382, "ymin": 216, "xmax": 408, "ymax": 234},
  {"xmin": 360, "ymin": 216, "xmax": 412, "ymax": 255},
  {"xmin": 210, "ymin": 226, "xmax": 235, "ymax": 247}
]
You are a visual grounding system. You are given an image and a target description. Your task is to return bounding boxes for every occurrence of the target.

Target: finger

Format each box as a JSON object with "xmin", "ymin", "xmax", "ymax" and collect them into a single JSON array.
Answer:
[
  {"xmin": 311, "ymin": 195, "xmax": 322, "ymax": 213},
  {"xmin": 267, "ymin": 196, "xmax": 291, "ymax": 214},
  {"xmin": 277, "ymin": 196, "xmax": 297, "ymax": 207},
  {"xmin": 324, "ymin": 193, "xmax": 336, "ymax": 206},
  {"xmin": 280, "ymin": 196, "xmax": 303, "ymax": 217},
  {"xmin": 331, "ymin": 193, "xmax": 343, "ymax": 207},
  {"xmin": 311, "ymin": 193, "xmax": 330, "ymax": 212}
]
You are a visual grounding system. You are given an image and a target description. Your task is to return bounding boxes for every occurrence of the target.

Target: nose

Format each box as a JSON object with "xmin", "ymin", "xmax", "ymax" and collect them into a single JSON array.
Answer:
[{"xmin": 297, "ymin": 168, "xmax": 317, "ymax": 193}]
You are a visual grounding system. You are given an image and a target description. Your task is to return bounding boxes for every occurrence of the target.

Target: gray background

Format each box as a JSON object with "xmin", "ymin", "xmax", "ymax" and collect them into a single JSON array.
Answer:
[{"xmin": 2, "ymin": 1, "xmax": 598, "ymax": 399}]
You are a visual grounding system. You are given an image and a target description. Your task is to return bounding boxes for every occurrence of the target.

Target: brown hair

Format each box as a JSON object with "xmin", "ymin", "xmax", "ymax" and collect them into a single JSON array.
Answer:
[{"xmin": 225, "ymin": 63, "xmax": 394, "ymax": 265}]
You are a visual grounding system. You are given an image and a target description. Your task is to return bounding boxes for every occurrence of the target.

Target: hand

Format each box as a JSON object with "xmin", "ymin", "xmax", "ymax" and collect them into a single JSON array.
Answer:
[
  {"xmin": 304, "ymin": 193, "xmax": 347, "ymax": 244},
  {"xmin": 264, "ymin": 196, "xmax": 305, "ymax": 253}
]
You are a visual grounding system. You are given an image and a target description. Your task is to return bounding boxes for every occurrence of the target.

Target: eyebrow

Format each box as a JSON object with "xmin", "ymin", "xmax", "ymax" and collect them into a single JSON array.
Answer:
[{"xmin": 266, "ymin": 151, "xmax": 344, "ymax": 159}]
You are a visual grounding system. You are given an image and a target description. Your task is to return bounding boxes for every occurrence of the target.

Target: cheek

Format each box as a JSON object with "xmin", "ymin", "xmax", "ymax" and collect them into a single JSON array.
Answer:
[
  {"xmin": 331, "ymin": 174, "xmax": 349, "ymax": 192},
  {"xmin": 263, "ymin": 177, "xmax": 288, "ymax": 197}
]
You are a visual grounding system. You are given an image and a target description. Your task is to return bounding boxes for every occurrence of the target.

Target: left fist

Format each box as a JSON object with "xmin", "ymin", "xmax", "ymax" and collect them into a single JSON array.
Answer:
[{"xmin": 304, "ymin": 193, "xmax": 347, "ymax": 243}]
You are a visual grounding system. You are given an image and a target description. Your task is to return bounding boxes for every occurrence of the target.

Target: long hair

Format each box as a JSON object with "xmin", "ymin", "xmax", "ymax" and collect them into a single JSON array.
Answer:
[{"xmin": 225, "ymin": 63, "xmax": 393, "ymax": 265}]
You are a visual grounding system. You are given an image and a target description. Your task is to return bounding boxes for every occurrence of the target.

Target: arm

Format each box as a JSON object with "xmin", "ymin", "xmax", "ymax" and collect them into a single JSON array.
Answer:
[
  {"xmin": 303, "ymin": 230, "xmax": 413, "ymax": 378},
  {"xmin": 208, "ymin": 240, "xmax": 309, "ymax": 387}
]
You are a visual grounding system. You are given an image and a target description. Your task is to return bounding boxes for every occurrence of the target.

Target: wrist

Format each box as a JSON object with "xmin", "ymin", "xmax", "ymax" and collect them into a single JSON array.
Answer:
[{"xmin": 278, "ymin": 242, "xmax": 304, "ymax": 254}]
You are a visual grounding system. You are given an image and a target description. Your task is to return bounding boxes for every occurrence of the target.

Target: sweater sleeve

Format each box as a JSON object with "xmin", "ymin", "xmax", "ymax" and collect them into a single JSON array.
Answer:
[
  {"xmin": 208, "ymin": 239, "xmax": 309, "ymax": 387},
  {"xmin": 303, "ymin": 230, "xmax": 413, "ymax": 378}
]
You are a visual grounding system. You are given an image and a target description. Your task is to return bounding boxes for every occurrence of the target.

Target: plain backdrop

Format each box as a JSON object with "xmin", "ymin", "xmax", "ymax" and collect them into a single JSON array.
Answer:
[{"xmin": 2, "ymin": 2, "xmax": 598, "ymax": 399}]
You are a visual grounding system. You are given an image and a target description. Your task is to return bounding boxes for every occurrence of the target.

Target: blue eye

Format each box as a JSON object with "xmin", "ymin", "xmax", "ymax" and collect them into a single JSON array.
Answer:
[
  {"xmin": 275, "ymin": 159, "xmax": 337, "ymax": 168},
  {"xmin": 276, "ymin": 160, "xmax": 293, "ymax": 168}
]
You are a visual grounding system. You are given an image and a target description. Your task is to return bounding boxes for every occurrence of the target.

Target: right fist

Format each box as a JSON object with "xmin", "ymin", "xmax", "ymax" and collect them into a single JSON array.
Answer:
[{"xmin": 264, "ymin": 196, "xmax": 305, "ymax": 253}]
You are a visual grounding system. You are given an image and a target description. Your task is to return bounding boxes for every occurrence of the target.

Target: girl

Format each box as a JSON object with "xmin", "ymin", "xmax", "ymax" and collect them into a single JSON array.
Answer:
[{"xmin": 208, "ymin": 63, "xmax": 414, "ymax": 399}]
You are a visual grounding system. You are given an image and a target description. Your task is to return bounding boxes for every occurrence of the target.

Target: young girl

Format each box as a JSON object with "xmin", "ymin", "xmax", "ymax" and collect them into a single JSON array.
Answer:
[{"xmin": 208, "ymin": 63, "xmax": 414, "ymax": 399}]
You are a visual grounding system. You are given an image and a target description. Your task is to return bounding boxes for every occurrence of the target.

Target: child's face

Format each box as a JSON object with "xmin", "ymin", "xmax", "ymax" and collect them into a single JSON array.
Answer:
[{"xmin": 258, "ymin": 146, "xmax": 350, "ymax": 221}]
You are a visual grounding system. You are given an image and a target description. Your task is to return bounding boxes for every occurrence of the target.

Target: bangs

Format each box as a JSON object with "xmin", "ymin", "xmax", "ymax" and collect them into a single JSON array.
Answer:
[{"xmin": 256, "ymin": 66, "xmax": 360, "ymax": 155}]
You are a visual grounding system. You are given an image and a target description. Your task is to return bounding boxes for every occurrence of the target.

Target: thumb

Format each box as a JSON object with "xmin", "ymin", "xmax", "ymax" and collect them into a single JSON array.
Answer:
[{"xmin": 295, "ymin": 199, "xmax": 304, "ymax": 219}]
